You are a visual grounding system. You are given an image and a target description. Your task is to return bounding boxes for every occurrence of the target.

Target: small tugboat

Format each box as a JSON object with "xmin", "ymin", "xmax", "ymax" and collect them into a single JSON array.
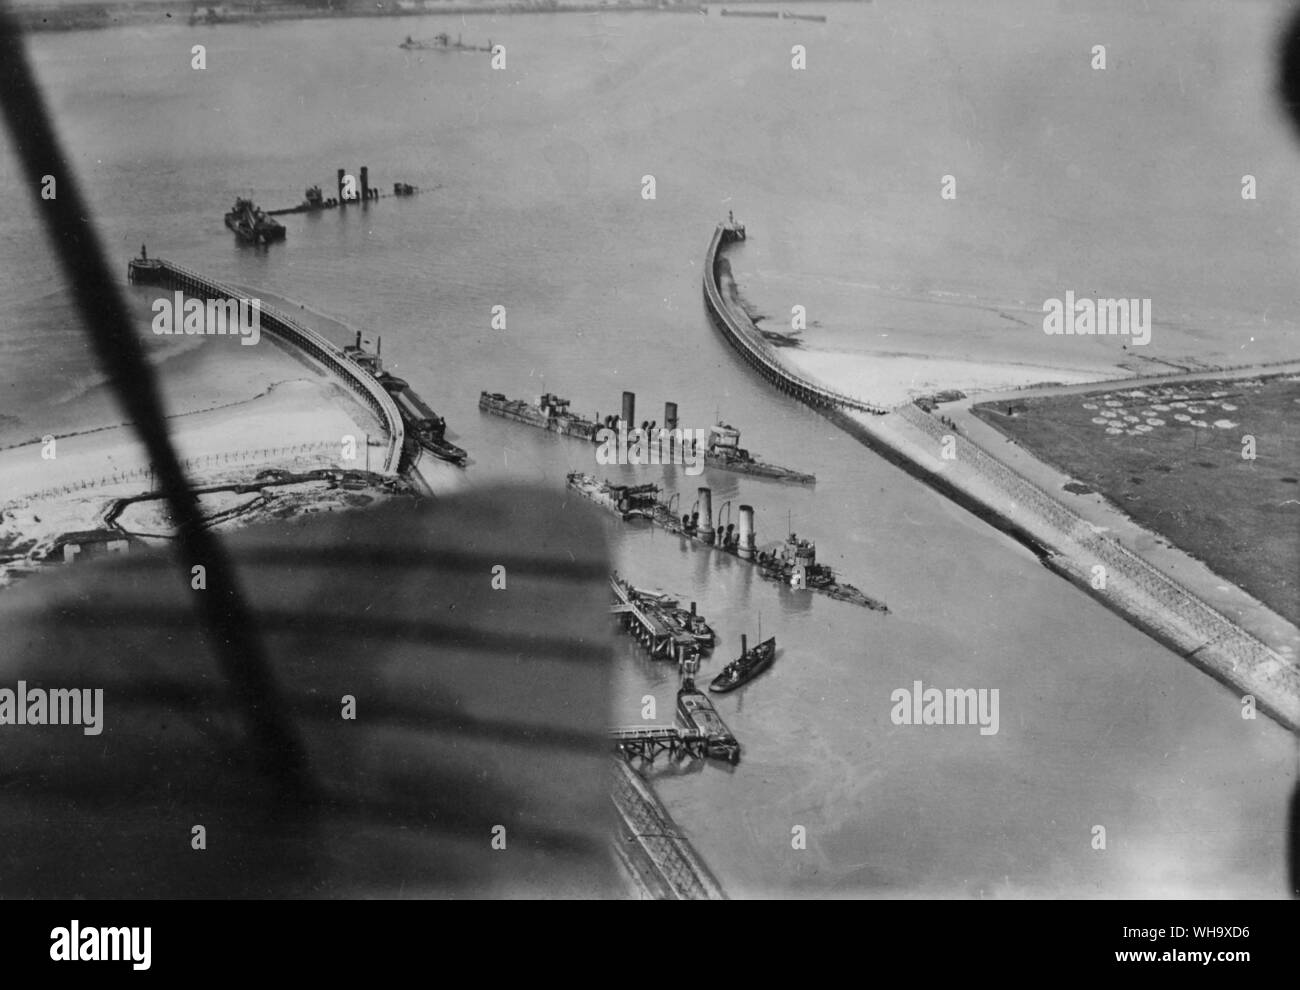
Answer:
[
  {"xmin": 709, "ymin": 633, "xmax": 776, "ymax": 693},
  {"xmin": 224, "ymin": 197, "xmax": 286, "ymax": 244},
  {"xmin": 669, "ymin": 604, "xmax": 715, "ymax": 649}
]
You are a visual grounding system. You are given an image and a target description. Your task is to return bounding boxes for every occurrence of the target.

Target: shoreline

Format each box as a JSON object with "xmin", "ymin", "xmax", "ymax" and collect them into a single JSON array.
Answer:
[
  {"xmin": 704, "ymin": 222, "xmax": 1300, "ymax": 733},
  {"xmin": 10, "ymin": 0, "xmax": 796, "ymax": 34}
]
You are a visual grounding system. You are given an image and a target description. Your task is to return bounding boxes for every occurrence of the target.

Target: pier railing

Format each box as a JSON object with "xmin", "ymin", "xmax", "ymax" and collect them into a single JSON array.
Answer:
[
  {"xmin": 703, "ymin": 224, "xmax": 891, "ymax": 416},
  {"xmin": 128, "ymin": 258, "xmax": 405, "ymax": 474}
]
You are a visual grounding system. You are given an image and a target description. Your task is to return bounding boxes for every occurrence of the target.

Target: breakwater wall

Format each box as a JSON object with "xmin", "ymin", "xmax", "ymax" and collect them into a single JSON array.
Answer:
[
  {"xmin": 895, "ymin": 402, "xmax": 1300, "ymax": 731},
  {"xmin": 702, "ymin": 223, "xmax": 891, "ymax": 415},
  {"xmin": 609, "ymin": 758, "xmax": 726, "ymax": 900},
  {"xmin": 127, "ymin": 257, "xmax": 405, "ymax": 474},
  {"xmin": 702, "ymin": 220, "xmax": 1299, "ymax": 732}
]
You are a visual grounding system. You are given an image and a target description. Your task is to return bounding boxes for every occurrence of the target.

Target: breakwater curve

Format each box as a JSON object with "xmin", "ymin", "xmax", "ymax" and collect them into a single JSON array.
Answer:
[
  {"xmin": 702, "ymin": 218, "xmax": 890, "ymax": 415},
  {"xmin": 127, "ymin": 254, "xmax": 405, "ymax": 474}
]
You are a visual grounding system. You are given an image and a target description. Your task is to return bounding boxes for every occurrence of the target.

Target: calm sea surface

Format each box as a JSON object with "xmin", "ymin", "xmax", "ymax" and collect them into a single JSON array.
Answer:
[{"xmin": 1, "ymin": 1, "xmax": 1295, "ymax": 896}]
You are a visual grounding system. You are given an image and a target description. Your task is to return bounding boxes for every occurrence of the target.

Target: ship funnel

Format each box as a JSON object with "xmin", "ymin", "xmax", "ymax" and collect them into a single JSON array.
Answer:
[
  {"xmin": 355, "ymin": 330, "xmax": 361, "ymax": 349},
  {"xmin": 738, "ymin": 504, "xmax": 756, "ymax": 560},
  {"xmin": 337, "ymin": 168, "xmax": 346, "ymax": 205},
  {"xmin": 690, "ymin": 601, "xmax": 696, "ymax": 616},
  {"xmin": 360, "ymin": 165, "xmax": 370, "ymax": 204},
  {"xmin": 741, "ymin": 634, "xmax": 747, "ymax": 657},
  {"xmin": 697, "ymin": 487, "xmax": 714, "ymax": 543},
  {"xmin": 621, "ymin": 391, "xmax": 635, "ymax": 431},
  {"xmin": 664, "ymin": 402, "xmax": 678, "ymax": 456}
]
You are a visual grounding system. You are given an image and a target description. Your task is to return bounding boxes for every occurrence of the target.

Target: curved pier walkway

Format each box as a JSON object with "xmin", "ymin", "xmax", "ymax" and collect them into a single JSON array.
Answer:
[
  {"xmin": 703, "ymin": 220, "xmax": 890, "ymax": 415},
  {"xmin": 128, "ymin": 255, "xmax": 405, "ymax": 474}
]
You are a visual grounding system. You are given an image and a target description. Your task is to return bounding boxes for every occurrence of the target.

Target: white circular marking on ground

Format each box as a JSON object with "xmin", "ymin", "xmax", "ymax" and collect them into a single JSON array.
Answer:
[
  {"xmin": 1105, "ymin": 427, "xmax": 1123, "ymax": 435},
  {"xmin": 1187, "ymin": 407, "xmax": 1207, "ymax": 415},
  {"xmin": 1170, "ymin": 401, "xmax": 1188, "ymax": 408},
  {"xmin": 1213, "ymin": 419, "xmax": 1237, "ymax": 429},
  {"xmin": 1173, "ymin": 413, "xmax": 1191, "ymax": 422},
  {"xmin": 1146, "ymin": 418, "xmax": 1165, "ymax": 426},
  {"xmin": 1191, "ymin": 420, "xmax": 1208, "ymax": 428},
  {"xmin": 1135, "ymin": 424, "xmax": 1153, "ymax": 433},
  {"xmin": 1091, "ymin": 417, "xmax": 1110, "ymax": 425},
  {"xmin": 1220, "ymin": 403, "xmax": 1237, "ymax": 411},
  {"xmin": 1151, "ymin": 404, "xmax": 1171, "ymax": 411},
  {"xmin": 1081, "ymin": 403, "xmax": 1099, "ymax": 410},
  {"xmin": 1104, "ymin": 400, "xmax": 1123, "ymax": 407}
]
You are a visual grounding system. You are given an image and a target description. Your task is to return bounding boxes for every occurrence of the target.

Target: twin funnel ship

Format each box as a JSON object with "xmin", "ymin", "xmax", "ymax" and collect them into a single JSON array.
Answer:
[
  {"xmin": 480, "ymin": 388, "xmax": 815, "ymax": 485},
  {"xmin": 566, "ymin": 471, "xmax": 888, "ymax": 613}
]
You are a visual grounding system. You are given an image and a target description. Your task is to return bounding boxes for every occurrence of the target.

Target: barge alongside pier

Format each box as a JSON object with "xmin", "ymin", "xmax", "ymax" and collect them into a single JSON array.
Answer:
[
  {"xmin": 481, "ymin": 388, "xmax": 814, "ymax": 484},
  {"xmin": 344, "ymin": 333, "xmax": 466, "ymax": 465},
  {"xmin": 610, "ymin": 573, "xmax": 713, "ymax": 660},
  {"xmin": 612, "ymin": 654, "xmax": 740, "ymax": 765}
]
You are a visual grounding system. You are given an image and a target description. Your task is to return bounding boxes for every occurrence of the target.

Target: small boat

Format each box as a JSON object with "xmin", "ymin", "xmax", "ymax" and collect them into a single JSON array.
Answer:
[
  {"xmin": 780, "ymin": 9, "xmax": 827, "ymax": 22},
  {"xmin": 224, "ymin": 197, "xmax": 286, "ymax": 244},
  {"xmin": 709, "ymin": 634, "xmax": 775, "ymax": 693},
  {"xmin": 671, "ymin": 607, "xmax": 715, "ymax": 649}
]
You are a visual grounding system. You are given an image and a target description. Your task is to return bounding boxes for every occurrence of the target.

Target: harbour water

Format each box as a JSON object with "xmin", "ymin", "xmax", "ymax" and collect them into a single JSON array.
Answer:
[{"xmin": 0, "ymin": 2, "xmax": 1295, "ymax": 897}]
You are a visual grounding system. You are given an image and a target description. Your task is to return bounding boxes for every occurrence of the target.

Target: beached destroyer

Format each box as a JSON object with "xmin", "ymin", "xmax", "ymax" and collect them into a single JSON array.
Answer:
[
  {"xmin": 481, "ymin": 390, "xmax": 814, "ymax": 484},
  {"xmin": 565, "ymin": 473, "xmax": 888, "ymax": 612}
]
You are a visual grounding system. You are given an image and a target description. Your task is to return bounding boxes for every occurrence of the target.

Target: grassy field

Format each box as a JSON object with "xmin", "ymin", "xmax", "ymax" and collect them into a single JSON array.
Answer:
[{"xmin": 972, "ymin": 375, "xmax": 1300, "ymax": 627}]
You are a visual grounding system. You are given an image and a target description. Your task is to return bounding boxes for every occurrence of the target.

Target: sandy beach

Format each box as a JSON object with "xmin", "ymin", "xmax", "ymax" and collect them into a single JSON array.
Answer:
[{"xmin": 782, "ymin": 348, "xmax": 1115, "ymax": 409}]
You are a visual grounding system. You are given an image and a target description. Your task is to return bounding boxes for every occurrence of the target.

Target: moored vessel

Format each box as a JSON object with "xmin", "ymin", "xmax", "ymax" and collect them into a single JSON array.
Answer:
[
  {"xmin": 709, "ymin": 633, "xmax": 776, "ymax": 693},
  {"xmin": 676, "ymin": 655, "xmax": 740, "ymax": 762},
  {"xmin": 344, "ymin": 332, "xmax": 466, "ymax": 465}
]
